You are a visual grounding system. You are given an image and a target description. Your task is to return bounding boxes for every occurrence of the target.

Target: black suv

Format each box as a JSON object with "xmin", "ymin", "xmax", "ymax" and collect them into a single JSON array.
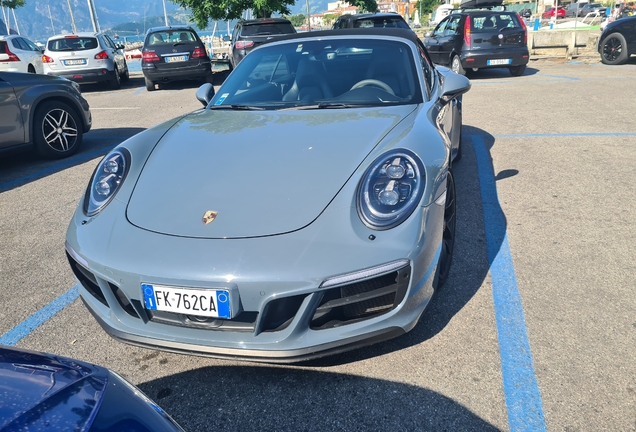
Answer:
[
  {"xmin": 141, "ymin": 25, "xmax": 212, "ymax": 91},
  {"xmin": 332, "ymin": 13, "xmax": 411, "ymax": 30},
  {"xmin": 228, "ymin": 18, "xmax": 296, "ymax": 69},
  {"xmin": 424, "ymin": 7, "xmax": 529, "ymax": 76}
]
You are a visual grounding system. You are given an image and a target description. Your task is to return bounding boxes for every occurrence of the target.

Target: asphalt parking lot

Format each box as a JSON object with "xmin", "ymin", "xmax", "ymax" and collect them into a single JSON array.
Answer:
[{"xmin": 1, "ymin": 58, "xmax": 635, "ymax": 431}]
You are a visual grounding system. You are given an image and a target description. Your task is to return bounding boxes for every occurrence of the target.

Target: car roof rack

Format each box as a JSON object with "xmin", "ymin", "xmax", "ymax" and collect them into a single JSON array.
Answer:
[{"xmin": 457, "ymin": 0, "xmax": 506, "ymax": 11}]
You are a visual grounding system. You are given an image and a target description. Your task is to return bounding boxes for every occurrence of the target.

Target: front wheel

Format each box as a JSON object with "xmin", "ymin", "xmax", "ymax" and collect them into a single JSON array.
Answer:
[
  {"xmin": 509, "ymin": 64, "xmax": 527, "ymax": 76},
  {"xmin": 600, "ymin": 33, "xmax": 629, "ymax": 65},
  {"xmin": 451, "ymin": 55, "xmax": 466, "ymax": 76},
  {"xmin": 33, "ymin": 101, "xmax": 83, "ymax": 159},
  {"xmin": 435, "ymin": 169, "xmax": 457, "ymax": 290}
]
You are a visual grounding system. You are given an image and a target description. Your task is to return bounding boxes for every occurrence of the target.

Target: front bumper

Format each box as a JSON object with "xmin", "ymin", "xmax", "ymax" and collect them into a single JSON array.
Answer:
[
  {"xmin": 66, "ymin": 195, "xmax": 444, "ymax": 363},
  {"xmin": 462, "ymin": 46, "xmax": 530, "ymax": 69},
  {"xmin": 46, "ymin": 68, "xmax": 116, "ymax": 84}
]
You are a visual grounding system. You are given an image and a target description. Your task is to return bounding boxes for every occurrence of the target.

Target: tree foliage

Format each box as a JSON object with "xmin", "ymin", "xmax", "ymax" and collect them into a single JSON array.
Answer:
[
  {"xmin": 171, "ymin": 0, "xmax": 378, "ymax": 26},
  {"xmin": 284, "ymin": 13, "xmax": 305, "ymax": 27},
  {"xmin": 414, "ymin": 0, "xmax": 442, "ymax": 16},
  {"xmin": 0, "ymin": 0, "xmax": 26, "ymax": 9}
]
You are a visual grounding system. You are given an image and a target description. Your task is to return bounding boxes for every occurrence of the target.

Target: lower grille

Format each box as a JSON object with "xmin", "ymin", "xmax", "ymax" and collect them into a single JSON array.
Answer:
[
  {"xmin": 310, "ymin": 265, "xmax": 411, "ymax": 330},
  {"xmin": 148, "ymin": 310, "xmax": 258, "ymax": 332},
  {"xmin": 66, "ymin": 252, "xmax": 108, "ymax": 307}
]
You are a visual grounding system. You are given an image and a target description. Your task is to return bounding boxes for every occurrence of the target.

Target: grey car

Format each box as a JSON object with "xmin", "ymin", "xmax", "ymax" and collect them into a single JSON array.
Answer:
[
  {"xmin": 65, "ymin": 29, "xmax": 469, "ymax": 363},
  {"xmin": 42, "ymin": 32, "xmax": 129, "ymax": 89},
  {"xmin": 0, "ymin": 71, "xmax": 92, "ymax": 158}
]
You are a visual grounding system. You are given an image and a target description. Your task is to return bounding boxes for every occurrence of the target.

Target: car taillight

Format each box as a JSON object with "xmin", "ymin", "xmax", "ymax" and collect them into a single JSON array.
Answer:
[
  {"xmin": 517, "ymin": 13, "xmax": 528, "ymax": 44},
  {"xmin": 94, "ymin": 50, "xmax": 109, "ymax": 60},
  {"xmin": 464, "ymin": 16, "xmax": 471, "ymax": 48},
  {"xmin": 142, "ymin": 51, "xmax": 160, "ymax": 62},
  {"xmin": 42, "ymin": 54, "xmax": 55, "ymax": 63},
  {"xmin": 4, "ymin": 45, "xmax": 20, "ymax": 62},
  {"xmin": 235, "ymin": 40, "xmax": 254, "ymax": 50},
  {"xmin": 192, "ymin": 46, "xmax": 207, "ymax": 58}
]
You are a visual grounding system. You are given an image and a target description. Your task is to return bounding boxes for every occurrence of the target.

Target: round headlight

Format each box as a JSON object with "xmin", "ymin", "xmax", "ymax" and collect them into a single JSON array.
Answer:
[
  {"xmin": 356, "ymin": 149, "xmax": 426, "ymax": 230},
  {"xmin": 84, "ymin": 148, "xmax": 130, "ymax": 216}
]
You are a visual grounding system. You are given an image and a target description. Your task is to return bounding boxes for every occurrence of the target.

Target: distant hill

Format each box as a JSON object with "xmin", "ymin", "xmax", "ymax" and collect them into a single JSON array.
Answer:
[{"xmin": 2, "ymin": 0, "xmax": 334, "ymax": 42}]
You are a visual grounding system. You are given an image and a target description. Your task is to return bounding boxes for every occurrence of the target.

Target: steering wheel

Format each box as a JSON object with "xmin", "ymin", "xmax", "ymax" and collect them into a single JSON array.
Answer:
[{"xmin": 350, "ymin": 79, "xmax": 395, "ymax": 95}]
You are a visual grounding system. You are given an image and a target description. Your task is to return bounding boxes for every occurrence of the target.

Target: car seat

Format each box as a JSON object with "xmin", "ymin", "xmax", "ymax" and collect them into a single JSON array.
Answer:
[
  {"xmin": 282, "ymin": 57, "xmax": 333, "ymax": 102},
  {"xmin": 179, "ymin": 32, "xmax": 190, "ymax": 42},
  {"xmin": 365, "ymin": 48, "xmax": 408, "ymax": 97}
]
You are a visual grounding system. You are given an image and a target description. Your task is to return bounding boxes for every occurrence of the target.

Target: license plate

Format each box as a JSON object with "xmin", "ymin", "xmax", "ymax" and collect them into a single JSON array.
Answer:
[
  {"xmin": 142, "ymin": 283, "xmax": 230, "ymax": 319},
  {"xmin": 64, "ymin": 59, "xmax": 87, "ymax": 66},
  {"xmin": 487, "ymin": 59, "xmax": 512, "ymax": 66},
  {"xmin": 165, "ymin": 55, "xmax": 188, "ymax": 63}
]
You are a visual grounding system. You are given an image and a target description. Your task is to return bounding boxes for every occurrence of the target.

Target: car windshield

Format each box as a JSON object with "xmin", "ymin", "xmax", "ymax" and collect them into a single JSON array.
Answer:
[
  {"xmin": 241, "ymin": 22, "xmax": 295, "ymax": 36},
  {"xmin": 209, "ymin": 38, "xmax": 421, "ymax": 110},
  {"xmin": 48, "ymin": 37, "xmax": 98, "ymax": 51},
  {"xmin": 353, "ymin": 18, "xmax": 410, "ymax": 29},
  {"xmin": 147, "ymin": 30, "xmax": 198, "ymax": 46}
]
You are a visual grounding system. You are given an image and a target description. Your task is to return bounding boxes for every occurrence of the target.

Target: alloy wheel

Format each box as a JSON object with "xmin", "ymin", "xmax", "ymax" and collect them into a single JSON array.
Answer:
[
  {"xmin": 603, "ymin": 36, "xmax": 622, "ymax": 62},
  {"xmin": 42, "ymin": 108, "xmax": 78, "ymax": 153}
]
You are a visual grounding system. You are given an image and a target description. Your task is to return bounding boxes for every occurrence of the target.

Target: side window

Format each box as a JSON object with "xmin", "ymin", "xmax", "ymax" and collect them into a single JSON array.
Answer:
[
  {"xmin": 24, "ymin": 38, "xmax": 41, "ymax": 52},
  {"xmin": 103, "ymin": 35, "xmax": 116, "ymax": 49},
  {"xmin": 417, "ymin": 42, "xmax": 434, "ymax": 98},
  {"xmin": 433, "ymin": 18, "xmax": 449, "ymax": 37},
  {"xmin": 12, "ymin": 38, "xmax": 27, "ymax": 51},
  {"xmin": 445, "ymin": 16, "xmax": 462, "ymax": 36}
]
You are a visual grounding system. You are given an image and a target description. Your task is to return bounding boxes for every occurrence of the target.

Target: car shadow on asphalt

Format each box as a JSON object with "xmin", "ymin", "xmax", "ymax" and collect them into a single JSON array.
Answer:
[
  {"xmin": 0, "ymin": 127, "xmax": 145, "ymax": 194},
  {"xmin": 467, "ymin": 66, "xmax": 539, "ymax": 80},
  {"xmin": 137, "ymin": 366, "xmax": 501, "ymax": 431},
  {"xmin": 297, "ymin": 126, "xmax": 506, "ymax": 367}
]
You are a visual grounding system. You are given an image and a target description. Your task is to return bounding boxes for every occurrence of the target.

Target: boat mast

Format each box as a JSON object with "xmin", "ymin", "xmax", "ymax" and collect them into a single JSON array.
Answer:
[
  {"xmin": 67, "ymin": 0, "xmax": 77, "ymax": 33},
  {"xmin": 48, "ymin": 4, "xmax": 56, "ymax": 34}
]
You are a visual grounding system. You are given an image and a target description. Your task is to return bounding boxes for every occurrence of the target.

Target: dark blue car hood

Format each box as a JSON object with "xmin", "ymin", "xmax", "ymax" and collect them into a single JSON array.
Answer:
[{"xmin": 0, "ymin": 346, "xmax": 107, "ymax": 430}]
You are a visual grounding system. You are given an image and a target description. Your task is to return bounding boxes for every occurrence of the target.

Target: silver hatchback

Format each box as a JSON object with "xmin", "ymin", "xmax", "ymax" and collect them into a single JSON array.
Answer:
[{"xmin": 43, "ymin": 32, "xmax": 129, "ymax": 89}]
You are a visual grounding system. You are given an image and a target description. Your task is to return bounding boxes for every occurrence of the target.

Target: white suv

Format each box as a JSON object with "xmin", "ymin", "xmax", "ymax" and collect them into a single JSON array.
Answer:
[
  {"xmin": 42, "ymin": 32, "xmax": 129, "ymax": 89},
  {"xmin": 0, "ymin": 35, "xmax": 44, "ymax": 74}
]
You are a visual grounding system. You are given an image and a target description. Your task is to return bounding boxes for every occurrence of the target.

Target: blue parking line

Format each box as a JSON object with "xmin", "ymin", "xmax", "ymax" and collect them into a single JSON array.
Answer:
[
  {"xmin": 0, "ymin": 287, "xmax": 79, "ymax": 346},
  {"xmin": 134, "ymin": 87, "xmax": 145, "ymax": 95},
  {"xmin": 472, "ymin": 134, "xmax": 547, "ymax": 432},
  {"xmin": 534, "ymin": 73, "xmax": 580, "ymax": 81}
]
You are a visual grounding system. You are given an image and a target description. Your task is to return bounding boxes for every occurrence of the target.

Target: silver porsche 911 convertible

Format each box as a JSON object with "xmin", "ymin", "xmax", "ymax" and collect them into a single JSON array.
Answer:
[{"xmin": 65, "ymin": 28, "xmax": 470, "ymax": 363}]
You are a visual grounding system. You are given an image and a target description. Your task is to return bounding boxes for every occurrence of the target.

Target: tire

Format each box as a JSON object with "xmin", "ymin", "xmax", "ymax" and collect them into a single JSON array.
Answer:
[
  {"xmin": 109, "ymin": 67, "xmax": 121, "ymax": 89},
  {"xmin": 121, "ymin": 63, "xmax": 130, "ymax": 82},
  {"xmin": 145, "ymin": 76, "xmax": 156, "ymax": 92},
  {"xmin": 509, "ymin": 64, "xmax": 527, "ymax": 76},
  {"xmin": 435, "ymin": 169, "xmax": 457, "ymax": 290},
  {"xmin": 28, "ymin": 65, "xmax": 36, "ymax": 73},
  {"xmin": 600, "ymin": 33, "xmax": 629, "ymax": 65},
  {"xmin": 203, "ymin": 73, "xmax": 214, "ymax": 84},
  {"xmin": 33, "ymin": 101, "xmax": 83, "ymax": 159},
  {"xmin": 450, "ymin": 54, "xmax": 466, "ymax": 76}
]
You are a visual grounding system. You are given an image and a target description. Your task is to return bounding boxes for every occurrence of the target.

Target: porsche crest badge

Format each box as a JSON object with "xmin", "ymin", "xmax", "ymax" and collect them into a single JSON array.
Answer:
[{"xmin": 202, "ymin": 211, "xmax": 218, "ymax": 225}]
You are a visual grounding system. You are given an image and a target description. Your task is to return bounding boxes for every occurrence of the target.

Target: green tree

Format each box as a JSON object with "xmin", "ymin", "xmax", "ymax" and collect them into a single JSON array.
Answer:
[
  {"xmin": 322, "ymin": 12, "xmax": 339, "ymax": 26},
  {"xmin": 171, "ymin": 0, "xmax": 377, "ymax": 26},
  {"xmin": 414, "ymin": 0, "xmax": 442, "ymax": 17},
  {"xmin": 284, "ymin": 13, "xmax": 305, "ymax": 27},
  {"xmin": 0, "ymin": 0, "xmax": 26, "ymax": 8}
]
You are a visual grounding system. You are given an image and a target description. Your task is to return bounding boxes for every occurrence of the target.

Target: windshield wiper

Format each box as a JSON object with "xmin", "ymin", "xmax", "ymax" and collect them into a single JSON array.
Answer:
[
  {"xmin": 280, "ymin": 102, "xmax": 396, "ymax": 111},
  {"xmin": 208, "ymin": 105, "xmax": 266, "ymax": 111}
]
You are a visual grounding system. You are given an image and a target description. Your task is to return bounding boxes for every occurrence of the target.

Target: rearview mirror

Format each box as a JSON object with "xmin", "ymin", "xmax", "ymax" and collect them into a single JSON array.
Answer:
[{"xmin": 196, "ymin": 83, "xmax": 216, "ymax": 106}]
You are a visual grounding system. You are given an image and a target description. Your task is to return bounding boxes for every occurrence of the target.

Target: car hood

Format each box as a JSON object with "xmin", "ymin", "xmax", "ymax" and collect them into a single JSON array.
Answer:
[
  {"xmin": 126, "ymin": 105, "xmax": 415, "ymax": 238},
  {"xmin": 0, "ymin": 346, "xmax": 105, "ymax": 430}
]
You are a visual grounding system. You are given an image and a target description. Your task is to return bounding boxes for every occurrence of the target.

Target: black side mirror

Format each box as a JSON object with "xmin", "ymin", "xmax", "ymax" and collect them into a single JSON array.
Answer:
[
  {"xmin": 116, "ymin": 44, "xmax": 125, "ymax": 50},
  {"xmin": 196, "ymin": 83, "xmax": 215, "ymax": 106}
]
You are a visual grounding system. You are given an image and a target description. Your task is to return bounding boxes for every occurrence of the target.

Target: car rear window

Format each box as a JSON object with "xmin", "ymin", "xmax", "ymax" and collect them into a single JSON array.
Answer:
[
  {"xmin": 241, "ymin": 22, "xmax": 295, "ymax": 36},
  {"xmin": 146, "ymin": 30, "xmax": 199, "ymax": 46},
  {"xmin": 353, "ymin": 17, "xmax": 410, "ymax": 29},
  {"xmin": 471, "ymin": 14, "xmax": 521, "ymax": 32},
  {"xmin": 48, "ymin": 37, "xmax": 98, "ymax": 51}
]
